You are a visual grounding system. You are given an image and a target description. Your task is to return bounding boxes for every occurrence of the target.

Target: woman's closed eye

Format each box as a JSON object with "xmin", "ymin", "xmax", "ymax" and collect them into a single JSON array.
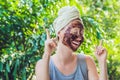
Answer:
[{"xmin": 71, "ymin": 34, "xmax": 78, "ymax": 39}]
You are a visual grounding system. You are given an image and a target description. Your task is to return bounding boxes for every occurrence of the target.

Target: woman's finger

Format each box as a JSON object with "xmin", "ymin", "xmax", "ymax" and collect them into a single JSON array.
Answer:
[
  {"xmin": 95, "ymin": 45, "xmax": 102, "ymax": 55},
  {"xmin": 52, "ymin": 37, "xmax": 58, "ymax": 45},
  {"xmin": 46, "ymin": 29, "xmax": 50, "ymax": 39}
]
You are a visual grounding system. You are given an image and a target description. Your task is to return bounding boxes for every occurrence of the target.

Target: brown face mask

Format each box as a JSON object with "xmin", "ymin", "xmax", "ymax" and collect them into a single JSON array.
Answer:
[{"xmin": 62, "ymin": 21, "xmax": 84, "ymax": 51}]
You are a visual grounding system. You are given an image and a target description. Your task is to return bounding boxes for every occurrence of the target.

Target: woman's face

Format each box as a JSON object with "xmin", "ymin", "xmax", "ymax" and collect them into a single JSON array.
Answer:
[{"xmin": 59, "ymin": 19, "xmax": 84, "ymax": 51}]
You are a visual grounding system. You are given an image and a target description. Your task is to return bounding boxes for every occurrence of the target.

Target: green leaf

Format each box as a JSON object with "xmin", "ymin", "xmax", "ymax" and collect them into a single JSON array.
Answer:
[
  {"xmin": 13, "ymin": 59, "xmax": 19, "ymax": 77},
  {"xmin": 96, "ymin": 31, "xmax": 102, "ymax": 40},
  {"xmin": 22, "ymin": 68, "xmax": 26, "ymax": 80},
  {"xmin": 5, "ymin": 71, "xmax": 9, "ymax": 80},
  {"xmin": 6, "ymin": 62, "xmax": 10, "ymax": 73},
  {"xmin": 41, "ymin": 33, "xmax": 46, "ymax": 41},
  {"xmin": 40, "ymin": 40, "xmax": 44, "ymax": 46},
  {"xmin": 0, "ymin": 62, "xmax": 3, "ymax": 72}
]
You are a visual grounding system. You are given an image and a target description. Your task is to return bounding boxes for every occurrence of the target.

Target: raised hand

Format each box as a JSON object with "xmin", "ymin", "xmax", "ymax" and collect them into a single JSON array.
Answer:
[
  {"xmin": 43, "ymin": 29, "xmax": 57, "ymax": 58},
  {"xmin": 95, "ymin": 40, "xmax": 107, "ymax": 63}
]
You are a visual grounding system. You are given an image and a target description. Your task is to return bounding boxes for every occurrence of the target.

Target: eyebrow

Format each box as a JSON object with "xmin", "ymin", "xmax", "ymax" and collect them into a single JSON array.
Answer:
[{"xmin": 71, "ymin": 22, "xmax": 84, "ymax": 29}]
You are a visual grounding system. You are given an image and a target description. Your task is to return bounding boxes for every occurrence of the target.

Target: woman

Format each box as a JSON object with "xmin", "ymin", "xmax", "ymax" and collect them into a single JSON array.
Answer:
[{"xmin": 35, "ymin": 6, "xmax": 108, "ymax": 80}]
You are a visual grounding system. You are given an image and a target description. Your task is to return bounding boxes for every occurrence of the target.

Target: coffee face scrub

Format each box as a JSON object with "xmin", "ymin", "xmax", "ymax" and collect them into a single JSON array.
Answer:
[{"xmin": 62, "ymin": 21, "xmax": 84, "ymax": 51}]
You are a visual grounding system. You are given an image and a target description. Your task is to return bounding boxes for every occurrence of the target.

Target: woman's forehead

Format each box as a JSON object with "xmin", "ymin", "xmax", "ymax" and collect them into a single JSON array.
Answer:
[
  {"xmin": 70, "ymin": 27, "xmax": 80, "ymax": 34},
  {"xmin": 61, "ymin": 19, "xmax": 83, "ymax": 32},
  {"xmin": 67, "ymin": 19, "xmax": 84, "ymax": 29}
]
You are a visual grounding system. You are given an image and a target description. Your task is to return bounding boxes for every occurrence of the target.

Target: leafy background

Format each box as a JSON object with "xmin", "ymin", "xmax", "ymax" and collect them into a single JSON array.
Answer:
[{"xmin": 0, "ymin": 0, "xmax": 120, "ymax": 80}]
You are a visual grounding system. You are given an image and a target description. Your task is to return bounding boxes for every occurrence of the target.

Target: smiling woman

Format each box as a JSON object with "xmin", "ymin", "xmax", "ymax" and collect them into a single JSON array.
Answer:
[{"xmin": 35, "ymin": 6, "xmax": 108, "ymax": 80}]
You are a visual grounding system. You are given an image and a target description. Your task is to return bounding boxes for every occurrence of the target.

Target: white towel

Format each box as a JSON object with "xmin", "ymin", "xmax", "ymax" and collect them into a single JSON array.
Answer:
[{"xmin": 53, "ymin": 6, "xmax": 82, "ymax": 35}]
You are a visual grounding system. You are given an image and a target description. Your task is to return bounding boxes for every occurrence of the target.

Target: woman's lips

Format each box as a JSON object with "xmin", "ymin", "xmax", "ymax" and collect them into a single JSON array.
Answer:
[
  {"xmin": 72, "ymin": 41, "xmax": 80, "ymax": 47},
  {"xmin": 72, "ymin": 41, "xmax": 80, "ymax": 45}
]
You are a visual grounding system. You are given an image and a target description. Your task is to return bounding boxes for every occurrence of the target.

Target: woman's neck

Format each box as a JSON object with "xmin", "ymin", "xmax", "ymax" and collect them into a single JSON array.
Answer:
[{"xmin": 54, "ymin": 42, "xmax": 75, "ymax": 65}]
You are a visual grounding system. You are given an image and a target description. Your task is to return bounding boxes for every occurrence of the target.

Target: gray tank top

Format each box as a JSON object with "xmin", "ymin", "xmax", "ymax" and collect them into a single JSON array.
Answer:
[{"xmin": 49, "ymin": 54, "xmax": 88, "ymax": 80}]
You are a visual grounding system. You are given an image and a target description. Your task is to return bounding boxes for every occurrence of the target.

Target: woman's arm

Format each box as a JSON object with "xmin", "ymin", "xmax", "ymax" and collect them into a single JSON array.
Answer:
[
  {"xmin": 86, "ymin": 55, "xmax": 107, "ymax": 80},
  {"xmin": 35, "ymin": 29, "xmax": 57, "ymax": 80},
  {"xmin": 35, "ymin": 53, "xmax": 50, "ymax": 80},
  {"xmin": 86, "ymin": 55, "xmax": 99, "ymax": 80},
  {"xmin": 95, "ymin": 40, "xmax": 108, "ymax": 80},
  {"xmin": 86, "ymin": 40, "xmax": 108, "ymax": 80},
  {"xmin": 99, "ymin": 60, "xmax": 107, "ymax": 80}
]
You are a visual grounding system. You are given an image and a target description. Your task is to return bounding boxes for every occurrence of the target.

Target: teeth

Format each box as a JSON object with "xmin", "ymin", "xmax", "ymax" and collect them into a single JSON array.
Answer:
[{"xmin": 72, "ymin": 41, "xmax": 79, "ymax": 45}]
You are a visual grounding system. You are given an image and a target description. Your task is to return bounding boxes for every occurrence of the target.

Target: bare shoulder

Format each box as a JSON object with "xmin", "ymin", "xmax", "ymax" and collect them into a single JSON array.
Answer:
[
  {"xmin": 85, "ymin": 55, "xmax": 95, "ymax": 63},
  {"xmin": 85, "ymin": 55, "xmax": 96, "ymax": 69},
  {"xmin": 85, "ymin": 55, "xmax": 99, "ymax": 79}
]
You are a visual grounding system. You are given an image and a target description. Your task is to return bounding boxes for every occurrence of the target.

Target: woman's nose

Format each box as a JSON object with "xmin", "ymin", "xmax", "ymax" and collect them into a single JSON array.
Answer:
[
  {"xmin": 75, "ymin": 36, "xmax": 82, "ymax": 41},
  {"xmin": 77, "ymin": 31, "xmax": 80, "ymax": 35}
]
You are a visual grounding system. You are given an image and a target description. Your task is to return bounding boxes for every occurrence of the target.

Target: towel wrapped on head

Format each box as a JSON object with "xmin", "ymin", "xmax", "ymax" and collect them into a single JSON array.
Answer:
[{"xmin": 53, "ymin": 6, "xmax": 83, "ymax": 35}]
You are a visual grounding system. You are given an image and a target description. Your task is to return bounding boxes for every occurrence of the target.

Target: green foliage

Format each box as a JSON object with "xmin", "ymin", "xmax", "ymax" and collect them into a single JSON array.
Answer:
[{"xmin": 0, "ymin": 0, "xmax": 120, "ymax": 80}]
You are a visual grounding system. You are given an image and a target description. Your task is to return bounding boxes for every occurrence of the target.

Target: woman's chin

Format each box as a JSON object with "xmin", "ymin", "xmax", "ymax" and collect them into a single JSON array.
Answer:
[
  {"xmin": 71, "ymin": 46, "xmax": 79, "ymax": 51},
  {"xmin": 70, "ymin": 43, "xmax": 81, "ymax": 51}
]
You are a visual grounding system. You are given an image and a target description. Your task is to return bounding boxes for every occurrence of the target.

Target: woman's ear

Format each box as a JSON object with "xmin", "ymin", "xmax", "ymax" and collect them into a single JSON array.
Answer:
[
  {"xmin": 57, "ymin": 31, "xmax": 63, "ymax": 41},
  {"xmin": 57, "ymin": 31, "xmax": 60, "ymax": 39},
  {"xmin": 58, "ymin": 31, "xmax": 60, "ymax": 34},
  {"xmin": 57, "ymin": 31, "xmax": 61, "ymax": 37}
]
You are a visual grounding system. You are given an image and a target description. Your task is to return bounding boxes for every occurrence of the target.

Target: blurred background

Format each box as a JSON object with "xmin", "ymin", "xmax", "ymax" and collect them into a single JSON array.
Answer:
[{"xmin": 0, "ymin": 0, "xmax": 120, "ymax": 80}]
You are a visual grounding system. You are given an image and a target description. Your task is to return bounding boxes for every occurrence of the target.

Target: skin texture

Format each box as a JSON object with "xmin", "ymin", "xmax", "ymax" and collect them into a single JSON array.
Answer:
[{"xmin": 62, "ymin": 19, "xmax": 84, "ymax": 51}]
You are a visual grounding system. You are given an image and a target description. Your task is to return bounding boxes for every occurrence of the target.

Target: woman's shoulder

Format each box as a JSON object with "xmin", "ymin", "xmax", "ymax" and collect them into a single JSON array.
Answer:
[
  {"xmin": 76, "ymin": 53, "xmax": 95, "ymax": 67},
  {"xmin": 79, "ymin": 54, "xmax": 99, "ymax": 79},
  {"xmin": 85, "ymin": 55, "xmax": 94, "ymax": 62},
  {"xmin": 83, "ymin": 54, "xmax": 97, "ymax": 71},
  {"xmin": 76, "ymin": 53, "xmax": 94, "ymax": 61}
]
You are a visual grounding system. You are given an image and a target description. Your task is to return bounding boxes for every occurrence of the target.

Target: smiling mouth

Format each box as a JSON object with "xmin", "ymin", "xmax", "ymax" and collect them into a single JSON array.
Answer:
[{"xmin": 72, "ymin": 41, "xmax": 80, "ymax": 46}]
